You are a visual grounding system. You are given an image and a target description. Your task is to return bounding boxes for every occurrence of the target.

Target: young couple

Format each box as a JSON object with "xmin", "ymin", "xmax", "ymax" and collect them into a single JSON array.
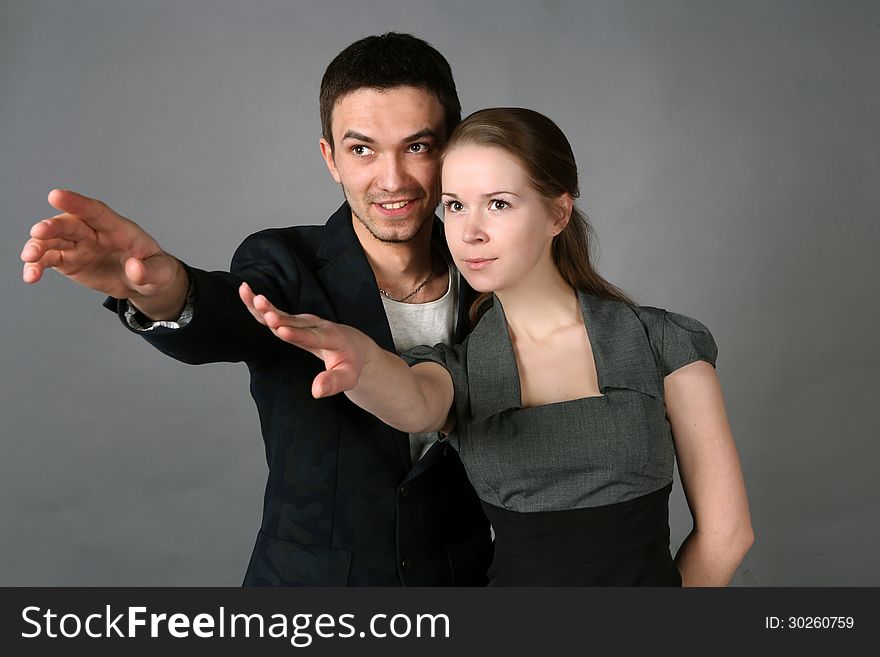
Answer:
[{"xmin": 21, "ymin": 33, "xmax": 752, "ymax": 586}]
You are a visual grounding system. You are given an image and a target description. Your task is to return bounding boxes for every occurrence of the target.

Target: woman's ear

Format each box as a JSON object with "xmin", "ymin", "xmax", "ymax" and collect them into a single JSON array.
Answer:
[{"xmin": 550, "ymin": 193, "xmax": 573, "ymax": 236}]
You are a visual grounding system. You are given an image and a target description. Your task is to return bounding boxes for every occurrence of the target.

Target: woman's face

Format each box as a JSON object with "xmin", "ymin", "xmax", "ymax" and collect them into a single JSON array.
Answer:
[{"xmin": 441, "ymin": 145, "xmax": 565, "ymax": 293}]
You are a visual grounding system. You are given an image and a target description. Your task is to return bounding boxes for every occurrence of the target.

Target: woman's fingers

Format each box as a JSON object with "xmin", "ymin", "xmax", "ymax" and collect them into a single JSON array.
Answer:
[
  {"xmin": 252, "ymin": 294, "xmax": 282, "ymax": 318},
  {"xmin": 236, "ymin": 287, "xmax": 362, "ymax": 398},
  {"xmin": 237, "ymin": 285, "xmax": 349, "ymax": 359},
  {"xmin": 273, "ymin": 323, "xmax": 327, "ymax": 350},
  {"xmin": 239, "ymin": 282, "xmax": 275, "ymax": 326}
]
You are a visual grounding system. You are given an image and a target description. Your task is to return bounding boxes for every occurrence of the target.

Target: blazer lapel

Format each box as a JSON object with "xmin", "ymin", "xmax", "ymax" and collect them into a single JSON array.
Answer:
[
  {"xmin": 315, "ymin": 203, "xmax": 410, "ymax": 467},
  {"xmin": 316, "ymin": 203, "xmax": 396, "ymax": 352}
]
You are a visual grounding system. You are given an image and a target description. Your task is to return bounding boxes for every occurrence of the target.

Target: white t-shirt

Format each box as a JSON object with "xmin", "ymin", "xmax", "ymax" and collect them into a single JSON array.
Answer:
[{"xmin": 381, "ymin": 262, "xmax": 458, "ymax": 463}]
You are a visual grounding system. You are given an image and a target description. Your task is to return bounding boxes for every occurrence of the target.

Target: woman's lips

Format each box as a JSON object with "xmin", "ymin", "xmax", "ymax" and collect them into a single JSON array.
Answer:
[{"xmin": 462, "ymin": 258, "xmax": 497, "ymax": 271}]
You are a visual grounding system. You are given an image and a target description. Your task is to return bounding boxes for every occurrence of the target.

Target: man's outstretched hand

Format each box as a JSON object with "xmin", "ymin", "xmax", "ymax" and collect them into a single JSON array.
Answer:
[{"xmin": 21, "ymin": 189, "xmax": 189, "ymax": 320}]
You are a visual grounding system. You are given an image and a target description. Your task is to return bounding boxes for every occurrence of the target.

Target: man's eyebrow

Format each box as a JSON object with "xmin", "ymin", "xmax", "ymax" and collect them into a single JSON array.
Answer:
[
  {"xmin": 401, "ymin": 129, "xmax": 439, "ymax": 144},
  {"xmin": 341, "ymin": 130, "xmax": 374, "ymax": 143}
]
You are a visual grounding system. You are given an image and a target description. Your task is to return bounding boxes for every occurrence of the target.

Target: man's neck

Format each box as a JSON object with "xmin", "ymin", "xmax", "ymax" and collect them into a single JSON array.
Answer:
[{"xmin": 351, "ymin": 213, "xmax": 440, "ymax": 296}]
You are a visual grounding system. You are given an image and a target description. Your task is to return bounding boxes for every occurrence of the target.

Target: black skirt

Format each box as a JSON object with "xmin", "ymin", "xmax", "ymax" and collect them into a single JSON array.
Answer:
[{"xmin": 482, "ymin": 483, "xmax": 681, "ymax": 586}]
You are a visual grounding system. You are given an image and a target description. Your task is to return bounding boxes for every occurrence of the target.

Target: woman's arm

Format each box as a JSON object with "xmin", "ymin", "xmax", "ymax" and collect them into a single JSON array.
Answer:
[
  {"xmin": 239, "ymin": 283, "xmax": 454, "ymax": 433},
  {"xmin": 664, "ymin": 360, "xmax": 754, "ymax": 586}
]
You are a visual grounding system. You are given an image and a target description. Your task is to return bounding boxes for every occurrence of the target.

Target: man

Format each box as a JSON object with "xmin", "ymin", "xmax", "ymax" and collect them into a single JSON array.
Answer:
[{"xmin": 20, "ymin": 33, "xmax": 492, "ymax": 586}]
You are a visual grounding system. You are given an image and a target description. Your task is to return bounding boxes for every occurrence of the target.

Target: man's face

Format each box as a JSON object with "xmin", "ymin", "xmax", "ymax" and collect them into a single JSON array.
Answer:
[{"xmin": 320, "ymin": 86, "xmax": 446, "ymax": 243}]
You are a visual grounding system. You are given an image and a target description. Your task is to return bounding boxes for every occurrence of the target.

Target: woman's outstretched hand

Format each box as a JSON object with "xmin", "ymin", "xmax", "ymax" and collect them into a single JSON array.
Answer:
[{"xmin": 239, "ymin": 282, "xmax": 375, "ymax": 399}]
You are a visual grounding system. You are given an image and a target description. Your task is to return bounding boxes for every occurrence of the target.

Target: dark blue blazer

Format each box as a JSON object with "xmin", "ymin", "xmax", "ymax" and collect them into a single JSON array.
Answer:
[{"xmin": 104, "ymin": 202, "xmax": 492, "ymax": 586}]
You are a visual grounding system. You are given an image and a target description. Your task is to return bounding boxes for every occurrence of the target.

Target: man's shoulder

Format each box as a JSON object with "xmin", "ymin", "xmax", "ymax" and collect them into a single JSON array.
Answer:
[
  {"xmin": 232, "ymin": 224, "xmax": 327, "ymax": 268},
  {"xmin": 235, "ymin": 203, "xmax": 355, "ymax": 263},
  {"xmin": 241, "ymin": 224, "xmax": 325, "ymax": 248}
]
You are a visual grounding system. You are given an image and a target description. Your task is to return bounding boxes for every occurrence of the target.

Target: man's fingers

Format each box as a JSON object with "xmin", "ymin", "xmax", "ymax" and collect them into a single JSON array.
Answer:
[
  {"xmin": 122, "ymin": 256, "xmax": 155, "ymax": 288},
  {"xmin": 20, "ymin": 238, "xmax": 76, "ymax": 262},
  {"xmin": 22, "ymin": 250, "xmax": 64, "ymax": 283},
  {"xmin": 47, "ymin": 189, "xmax": 104, "ymax": 220},
  {"xmin": 22, "ymin": 262, "xmax": 44, "ymax": 284},
  {"xmin": 46, "ymin": 189, "xmax": 119, "ymax": 232},
  {"xmin": 30, "ymin": 214, "xmax": 94, "ymax": 242},
  {"xmin": 312, "ymin": 368, "xmax": 358, "ymax": 398},
  {"xmin": 123, "ymin": 253, "xmax": 176, "ymax": 289}
]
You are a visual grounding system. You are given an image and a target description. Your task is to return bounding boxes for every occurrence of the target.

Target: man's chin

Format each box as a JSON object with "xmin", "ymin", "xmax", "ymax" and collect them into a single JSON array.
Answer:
[
  {"xmin": 357, "ymin": 213, "xmax": 432, "ymax": 244},
  {"xmin": 371, "ymin": 234, "xmax": 417, "ymax": 244}
]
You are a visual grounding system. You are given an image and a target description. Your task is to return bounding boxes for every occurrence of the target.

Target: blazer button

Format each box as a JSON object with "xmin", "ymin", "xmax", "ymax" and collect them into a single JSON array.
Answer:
[
  {"xmin": 400, "ymin": 557, "xmax": 412, "ymax": 571},
  {"xmin": 399, "ymin": 484, "xmax": 411, "ymax": 498}
]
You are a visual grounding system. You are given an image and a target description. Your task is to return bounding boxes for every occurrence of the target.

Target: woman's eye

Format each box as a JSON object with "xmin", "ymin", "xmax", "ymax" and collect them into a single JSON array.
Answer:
[
  {"xmin": 490, "ymin": 199, "xmax": 510, "ymax": 211},
  {"xmin": 444, "ymin": 200, "xmax": 464, "ymax": 212}
]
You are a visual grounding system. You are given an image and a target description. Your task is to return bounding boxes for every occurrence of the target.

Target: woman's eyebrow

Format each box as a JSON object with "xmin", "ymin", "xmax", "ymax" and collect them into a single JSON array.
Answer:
[{"xmin": 440, "ymin": 191, "xmax": 520, "ymax": 198}]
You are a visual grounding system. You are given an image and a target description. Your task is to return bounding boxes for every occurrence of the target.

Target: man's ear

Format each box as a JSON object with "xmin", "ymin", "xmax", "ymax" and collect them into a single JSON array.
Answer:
[
  {"xmin": 319, "ymin": 138, "xmax": 342, "ymax": 184},
  {"xmin": 551, "ymin": 193, "xmax": 573, "ymax": 236}
]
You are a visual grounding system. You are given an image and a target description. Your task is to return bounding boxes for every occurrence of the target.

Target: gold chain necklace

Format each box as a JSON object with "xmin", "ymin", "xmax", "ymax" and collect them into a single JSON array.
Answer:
[{"xmin": 379, "ymin": 270, "xmax": 434, "ymax": 303}]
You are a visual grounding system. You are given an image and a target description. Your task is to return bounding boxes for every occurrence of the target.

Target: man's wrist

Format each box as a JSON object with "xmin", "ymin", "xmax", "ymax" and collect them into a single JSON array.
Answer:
[
  {"xmin": 125, "ymin": 276, "xmax": 195, "ymax": 331},
  {"xmin": 128, "ymin": 264, "xmax": 190, "ymax": 320}
]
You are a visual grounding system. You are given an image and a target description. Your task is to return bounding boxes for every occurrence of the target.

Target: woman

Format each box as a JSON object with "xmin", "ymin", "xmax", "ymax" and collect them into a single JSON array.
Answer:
[{"xmin": 240, "ymin": 108, "xmax": 754, "ymax": 586}]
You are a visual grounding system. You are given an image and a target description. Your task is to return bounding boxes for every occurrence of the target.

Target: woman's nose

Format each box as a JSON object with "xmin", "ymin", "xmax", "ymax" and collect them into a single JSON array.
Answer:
[{"xmin": 461, "ymin": 213, "xmax": 488, "ymax": 244}]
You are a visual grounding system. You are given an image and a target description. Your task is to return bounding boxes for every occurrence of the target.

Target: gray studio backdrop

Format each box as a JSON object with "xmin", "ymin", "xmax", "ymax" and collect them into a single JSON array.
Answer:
[{"xmin": 2, "ymin": 0, "xmax": 878, "ymax": 585}]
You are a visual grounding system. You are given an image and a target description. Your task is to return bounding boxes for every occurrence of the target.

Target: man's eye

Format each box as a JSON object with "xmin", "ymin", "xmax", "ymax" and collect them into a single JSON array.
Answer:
[
  {"xmin": 490, "ymin": 199, "xmax": 510, "ymax": 211},
  {"xmin": 352, "ymin": 145, "xmax": 373, "ymax": 156},
  {"xmin": 408, "ymin": 143, "xmax": 429, "ymax": 153}
]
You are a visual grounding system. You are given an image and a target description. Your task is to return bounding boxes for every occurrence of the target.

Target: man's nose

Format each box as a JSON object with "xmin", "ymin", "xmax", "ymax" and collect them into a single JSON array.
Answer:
[{"xmin": 376, "ymin": 153, "xmax": 407, "ymax": 192}]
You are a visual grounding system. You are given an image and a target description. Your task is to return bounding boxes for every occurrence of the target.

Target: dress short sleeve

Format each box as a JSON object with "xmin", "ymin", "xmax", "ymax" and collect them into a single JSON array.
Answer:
[
  {"xmin": 659, "ymin": 311, "xmax": 718, "ymax": 376},
  {"xmin": 631, "ymin": 306, "xmax": 718, "ymax": 377},
  {"xmin": 400, "ymin": 340, "xmax": 471, "ymax": 440}
]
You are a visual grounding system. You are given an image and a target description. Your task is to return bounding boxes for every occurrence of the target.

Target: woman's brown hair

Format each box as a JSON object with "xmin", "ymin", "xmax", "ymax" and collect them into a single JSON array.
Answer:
[{"xmin": 441, "ymin": 107, "xmax": 633, "ymax": 325}]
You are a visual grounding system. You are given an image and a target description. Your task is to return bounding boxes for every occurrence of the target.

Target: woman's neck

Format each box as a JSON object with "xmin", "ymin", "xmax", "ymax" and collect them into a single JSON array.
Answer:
[{"xmin": 495, "ymin": 262, "xmax": 581, "ymax": 342}]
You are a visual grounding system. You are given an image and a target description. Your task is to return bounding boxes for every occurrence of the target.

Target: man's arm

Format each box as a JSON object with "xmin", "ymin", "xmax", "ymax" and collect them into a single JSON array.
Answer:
[
  {"xmin": 24, "ymin": 189, "xmax": 295, "ymax": 365},
  {"xmin": 21, "ymin": 189, "xmax": 190, "ymax": 318}
]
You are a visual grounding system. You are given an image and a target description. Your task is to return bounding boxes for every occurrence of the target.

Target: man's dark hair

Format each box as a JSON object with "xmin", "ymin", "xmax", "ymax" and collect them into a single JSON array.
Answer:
[{"xmin": 319, "ymin": 32, "xmax": 461, "ymax": 149}]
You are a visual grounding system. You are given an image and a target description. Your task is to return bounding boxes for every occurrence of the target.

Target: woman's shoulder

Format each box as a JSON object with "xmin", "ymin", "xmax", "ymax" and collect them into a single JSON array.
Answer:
[
  {"xmin": 627, "ymin": 303, "xmax": 714, "ymax": 341},
  {"xmin": 629, "ymin": 302, "xmax": 718, "ymax": 376},
  {"xmin": 580, "ymin": 292, "xmax": 717, "ymax": 376}
]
